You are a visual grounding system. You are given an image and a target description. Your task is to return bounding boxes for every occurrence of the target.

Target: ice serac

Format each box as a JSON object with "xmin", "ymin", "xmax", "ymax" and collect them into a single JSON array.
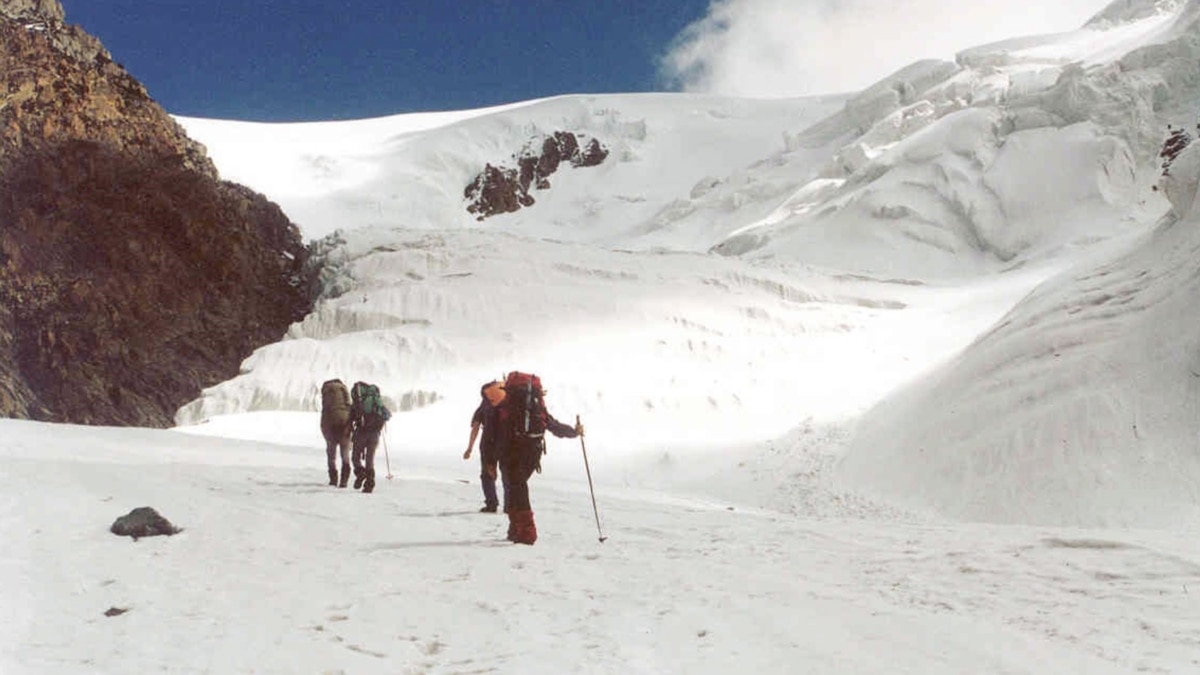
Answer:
[
  {"xmin": 710, "ymin": 0, "xmax": 1195, "ymax": 279},
  {"xmin": 0, "ymin": 1, "xmax": 315, "ymax": 426},
  {"xmin": 837, "ymin": 0, "xmax": 1200, "ymax": 528}
]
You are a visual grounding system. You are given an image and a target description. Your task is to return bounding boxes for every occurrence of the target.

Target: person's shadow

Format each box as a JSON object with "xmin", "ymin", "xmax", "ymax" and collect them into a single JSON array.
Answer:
[
  {"xmin": 365, "ymin": 540, "xmax": 510, "ymax": 551},
  {"xmin": 395, "ymin": 510, "xmax": 480, "ymax": 518}
]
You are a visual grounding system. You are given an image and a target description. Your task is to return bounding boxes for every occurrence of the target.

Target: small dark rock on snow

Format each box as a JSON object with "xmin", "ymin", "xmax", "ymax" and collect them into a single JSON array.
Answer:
[{"xmin": 110, "ymin": 507, "xmax": 181, "ymax": 540}]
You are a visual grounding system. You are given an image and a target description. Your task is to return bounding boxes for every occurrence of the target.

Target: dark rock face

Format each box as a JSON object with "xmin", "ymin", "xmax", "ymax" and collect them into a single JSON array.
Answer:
[
  {"xmin": 0, "ymin": 3, "xmax": 315, "ymax": 426},
  {"xmin": 110, "ymin": 506, "xmax": 180, "ymax": 540},
  {"xmin": 465, "ymin": 131, "xmax": 609, "ymax": 220},
  {"xmin": 464, "ymin": 164, "xmax": 533, "ymax": 220}
]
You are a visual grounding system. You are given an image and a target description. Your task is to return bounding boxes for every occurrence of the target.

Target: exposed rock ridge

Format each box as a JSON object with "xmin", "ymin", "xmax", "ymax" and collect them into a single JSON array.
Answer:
[{"xmin": 1, "ymin": 0, "xmax": 65, "ymax": 23}]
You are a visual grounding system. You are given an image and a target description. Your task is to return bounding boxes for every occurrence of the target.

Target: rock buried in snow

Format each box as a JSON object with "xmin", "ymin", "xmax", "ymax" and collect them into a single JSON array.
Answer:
[
  {"xmin": 104, "ymin": 607, "xmax": 129, "ymax": 617},
  {"xmin": 110, "ymin": 507, "xmax": 181, "ymax": 540}
]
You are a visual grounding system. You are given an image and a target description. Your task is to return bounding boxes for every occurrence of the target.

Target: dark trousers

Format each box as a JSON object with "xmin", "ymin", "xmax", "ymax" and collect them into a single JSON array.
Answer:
[
  {"xmin": 480, "ymin": 461, "xmax": 499, "ymax": 508},
  {"xmin": 321, "ymin": 416, "xmax": 351, "ymax": 486},
  {"xmin": 480, "ymin": 460, "xmax": 513, "ymax": 510},
  {"xmin": 326, "ymin": 439, "xmax": 350, "ymax": 484},
  {"xmin": 502, "ymin": 437, "xmax": 543, "ymax": 512},
  {"xmin": 479, "ymin": 441, "xmax": 511, "ymax": 509},
  {"xmin": 500, "ymin": 465, "xmax": 511, "ymax": 511},
  {"xmin": 353, "ymin": 429, "xmax": 381, "ymax": 489}
]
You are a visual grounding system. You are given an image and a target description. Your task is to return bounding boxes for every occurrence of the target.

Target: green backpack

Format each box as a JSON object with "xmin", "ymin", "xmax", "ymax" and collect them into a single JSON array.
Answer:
[{"xmin": 351, "ymin": 381, "xmax": 390, "ymax": 430}]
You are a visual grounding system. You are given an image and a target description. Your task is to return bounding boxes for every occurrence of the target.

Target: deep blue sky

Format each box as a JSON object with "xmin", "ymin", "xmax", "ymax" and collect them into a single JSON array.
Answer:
[{"xmin": 60, "ymin": 1, "xmax": 711, "ymax": 122}]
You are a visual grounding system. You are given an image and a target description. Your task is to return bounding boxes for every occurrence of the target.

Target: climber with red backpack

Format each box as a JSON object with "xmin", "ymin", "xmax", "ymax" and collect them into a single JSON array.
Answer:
[
  {"xmin": 349, "ymin": 381, "xmax": 392, "ymax": 494},
  {"xmin": 493, "ymin": 371, "xmax": 584, "ymax": 545}
]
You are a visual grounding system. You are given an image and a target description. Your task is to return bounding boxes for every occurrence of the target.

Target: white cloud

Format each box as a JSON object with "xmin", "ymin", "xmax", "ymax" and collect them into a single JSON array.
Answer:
[{"xmin": 660, "ymin": 0, "xmax": 1114, "ymax": 97}]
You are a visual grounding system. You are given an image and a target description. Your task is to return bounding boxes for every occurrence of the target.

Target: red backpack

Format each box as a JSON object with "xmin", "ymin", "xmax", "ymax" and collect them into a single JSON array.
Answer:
[{"xmin": 503, "ymin": 371, "xmax": 548, "ymax": 438}]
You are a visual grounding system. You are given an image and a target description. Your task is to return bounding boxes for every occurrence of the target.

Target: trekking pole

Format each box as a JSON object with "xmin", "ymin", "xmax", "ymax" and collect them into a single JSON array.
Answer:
[
  {"xmin": 577, "ymin": 415, "xmax": 606, "ymax": 543},
  {"xmin": 383, "ymin": 427, "xmax": 394, "ymax": 480}
]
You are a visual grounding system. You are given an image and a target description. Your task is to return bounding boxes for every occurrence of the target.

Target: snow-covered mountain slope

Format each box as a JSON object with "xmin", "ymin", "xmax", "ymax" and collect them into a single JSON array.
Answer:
[
  {"xmin": 175, "ymin": 3, "xmax": 1195, "ymax": 281},
  {"xmin": 174, "ymin": 0, "xmax": 1200, "ymax": 528},
  {"xmin": 837, "ymin": 136, "xmax": 1200, "ymax": 528},
  {"xmin": 179, "ymin": 93, "xmax": 846, "ymax": 248}
]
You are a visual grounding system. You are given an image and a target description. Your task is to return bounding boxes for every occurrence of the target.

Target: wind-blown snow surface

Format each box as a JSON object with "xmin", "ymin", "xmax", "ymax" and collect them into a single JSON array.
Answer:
[
  {"xmin": 8, "ymin": 0, "xmax": 1200, "ymax": 672},
  {"xmin": 3, "ymin": 420, "xmax": 1198, "ymax": 674}
]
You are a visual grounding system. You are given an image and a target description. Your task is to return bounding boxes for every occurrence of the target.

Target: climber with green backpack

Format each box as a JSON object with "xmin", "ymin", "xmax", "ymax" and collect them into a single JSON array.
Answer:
[{"xmin": 349, "ymin": 381, "xmax": 392, "ymax": 494}]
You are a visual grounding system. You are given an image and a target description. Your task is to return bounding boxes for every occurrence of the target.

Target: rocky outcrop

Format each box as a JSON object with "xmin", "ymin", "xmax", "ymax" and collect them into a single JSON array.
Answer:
[
  {"xmin": 0, "ymin": 2, "xmax": 315, "ymax": 426},
  {"xmin": 465, "ymin": 131, "xmax": 608, "ymax": 220},
  {"xmin": 110, "ymin": 506, "xmax": 181, "ymax": 540},
  {"xmin": 4, "ymin": 0, "xmax": 64, "ymax": 22}
]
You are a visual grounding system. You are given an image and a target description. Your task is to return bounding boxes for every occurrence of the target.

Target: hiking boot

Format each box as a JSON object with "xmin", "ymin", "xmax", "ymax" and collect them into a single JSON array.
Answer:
[
  {"xmin": 480, "ymin": 503, "xmax": 498, "ymax": 513},
  {"xmin": 362, "ymin": 478, "xmax": 374, "ymax": 494},
  {"xmin": 354, "ymin": 475, "xmax": 365, "ymax": 490},
  {"xmin": 512, "ymin": 510, "xmax": 537, "ymax": 545},
  {"xmin": 328, "ymin": 469, "xmax": 337, "ymax": 487},
  {"xmin": 506, "ymin": 512, "xmax": 517, "ymax": 542},
  {"xmin": 338, "ymin": 466, "xmax": 350, "ymax": 488}
]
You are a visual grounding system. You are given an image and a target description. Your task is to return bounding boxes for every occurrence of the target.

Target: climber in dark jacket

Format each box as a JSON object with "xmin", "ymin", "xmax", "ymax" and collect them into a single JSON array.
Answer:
[{"xmin": 464, "ymin": 380, "xmax": 506, "ymax": 513}]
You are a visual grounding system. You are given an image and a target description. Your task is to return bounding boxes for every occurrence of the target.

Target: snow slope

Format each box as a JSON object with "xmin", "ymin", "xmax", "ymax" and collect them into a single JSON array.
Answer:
[
  {"xmin": 167, "ymin": 0, "xmax": 1200, "ymax": 531},
  {"xmin": 180, "ymin": 93, "xmax": 846, "ymax": 247},
  {"xmin": 839, "ymin": 136, "xmax": 1200, "ymax": 527},
  {"xmin": 4, "ymin": 419, "xmax": 1197, "ymax": 674},
  {"xmin": 176, "ymin": 227, "xmax": 1051, "ymax": 462},
  {"xmin": 835, "ymin": 0, "xmax": 1200, "ymax": 528}
]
